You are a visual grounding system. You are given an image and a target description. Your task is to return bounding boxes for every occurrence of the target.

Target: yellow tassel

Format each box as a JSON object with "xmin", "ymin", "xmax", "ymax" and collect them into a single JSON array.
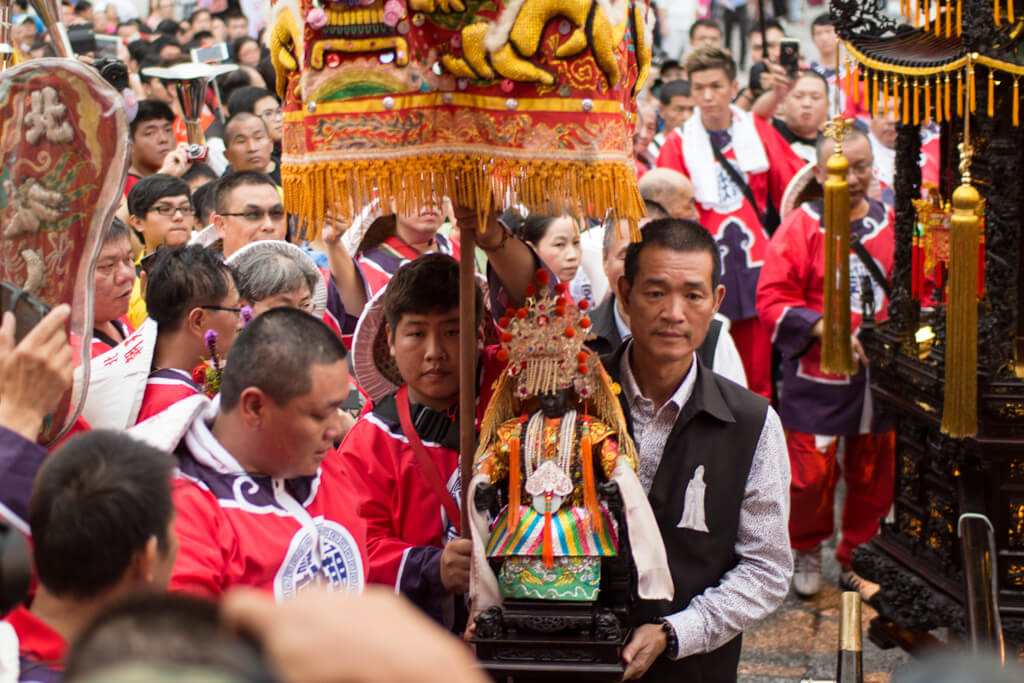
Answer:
[
  {"xmin": 914, "ymin": 79, "xmax": 921, "ymax": 124},
  {"xmin": 845, "ymin": 58, "xmax": 853, "ymax": 100},
  {"xmin": 936, "ymin": 77, "xmax": 943, "ymax": 123},
  {"xmin": 883, "ymin": 74, "xmax": 891, "ymax": 116},
  {"xmin": 852, "ymin": 67, "xmax": 860, "ymax": 106},
  {"xmin": 958, "ymin": 0, "xmax": 962, "ymax": 33},
  {"xmin": 935, "ymin": 2, "xmax": 942, "ymax": 34},
  {"xmin": 1011, "ymin": 0, "xmax": 1016, "ymax": 22},
  {"xmin": 942, "ymin": 182, "xmax": 980, "ymax": 438},
  {"xmin": 915, "ymin": 0, "xmax": 920, "ymax": 25},
  {"xmin": 988, "ymin": 70, "xmax": 994, "ymax": 117},
  {"xmin": 1015, "ymin": 76, "xmax": 1020, "ymax": 126},
  {"xmin": 996, "ymin": 0, "xmax": 1001, "ymax": 24},
  {"xmin": 580, "ymin": 427, "xmax": 601, "ymax": 528},
  {"xmin": 946, "ymin": 73, "xmax": 952, "ymax": 120},
  {"xmin": 925, "ymin": 0, "xmax": 931, "ymax": 29},
  {"xmin": 870, "ymin": 73, "xmax": 878, "ymax": 117},
  {"xmin": 970, "ymin": 64, "xmax": 976, "ymax": 112},
  {"xmin": 903, "ymin": 79, "xmax": 911, "ymax": 124},
  {"xmin": 958, "ymin": 71, "xmax": 964, "ymax": 115},
  {"xmin": 508, "ymin": 434, "xmax": 521, "ymax": 530},
  {"xmin": 925, "ymin": 78, "xmax": 931, "ymax": 122},
  {"xmin": 821, "ymin": 144, "xmax": 856, "ymax": 375},
  {"xmin": 947, "ymin": 0, "xmax": 953, "ymax": 35}
]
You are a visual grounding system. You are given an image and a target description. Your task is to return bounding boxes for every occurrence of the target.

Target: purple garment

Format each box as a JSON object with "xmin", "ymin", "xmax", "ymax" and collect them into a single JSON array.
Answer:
[{"xmin": 0, "ymin": 425, "xmax": 48, "ymax": 533}]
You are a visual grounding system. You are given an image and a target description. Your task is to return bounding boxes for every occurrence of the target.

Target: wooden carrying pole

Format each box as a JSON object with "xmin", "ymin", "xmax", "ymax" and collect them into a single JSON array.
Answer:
[{"xmin": 459, "ymin": 228, "xmax": 476, "ymax": 536}]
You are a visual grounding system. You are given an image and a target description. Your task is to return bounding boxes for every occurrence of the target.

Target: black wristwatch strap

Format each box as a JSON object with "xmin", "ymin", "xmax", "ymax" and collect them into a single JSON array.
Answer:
[{"xmin": 659, "ymin": 618, "xmax": 678, "ymax": 659}]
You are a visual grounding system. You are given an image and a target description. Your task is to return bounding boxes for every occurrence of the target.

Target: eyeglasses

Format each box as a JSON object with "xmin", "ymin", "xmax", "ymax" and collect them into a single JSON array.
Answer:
[
  {"xmin": 220, "ymin": 207, "xmax": 287, "ymax": 223},
  {"xmin": 149, "ymin": 204, "xmax": 195, "ymax": 217},
  {"xmin": 200, "ymin": 305, "xmax": 243, "ymax": 314}
]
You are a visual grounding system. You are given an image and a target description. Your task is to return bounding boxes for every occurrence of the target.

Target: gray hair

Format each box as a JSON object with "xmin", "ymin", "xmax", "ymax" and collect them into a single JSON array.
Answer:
[{"xmin": 231, "ymin": 248, "xmax": 320, "ymax": 305}]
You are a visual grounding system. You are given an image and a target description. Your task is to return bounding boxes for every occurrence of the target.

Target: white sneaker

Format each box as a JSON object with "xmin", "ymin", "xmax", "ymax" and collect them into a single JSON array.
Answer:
[{"xmin": 793, "ymin": 547, "xmax": 822, "ymax": 598}]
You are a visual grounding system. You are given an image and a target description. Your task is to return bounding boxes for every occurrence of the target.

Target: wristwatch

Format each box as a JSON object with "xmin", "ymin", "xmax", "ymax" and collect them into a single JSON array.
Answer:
[{"xmin": 658, "ymin": 618, "xmax": 678, "ymax": 659}]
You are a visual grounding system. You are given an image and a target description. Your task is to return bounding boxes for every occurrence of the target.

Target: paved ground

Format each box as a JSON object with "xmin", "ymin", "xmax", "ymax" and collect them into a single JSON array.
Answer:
[{"xmin": 738, "ymin": 532, "xmax": 915, "ymax": 682}]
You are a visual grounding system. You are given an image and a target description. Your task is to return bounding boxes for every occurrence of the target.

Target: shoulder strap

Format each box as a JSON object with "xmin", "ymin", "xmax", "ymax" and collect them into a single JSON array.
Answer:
[
  {"xmin": 711, "ymin": 141, "xmax": 762, "ymax": 219},
  {"xmin": 396, "ymin": 385, "xmax": 461, "ymax": 533},
  {"xmin": 698, "ymin": 318, "xmax": 721, "ymax": 369},
  {"xmin": 851, "ymin": 236, "xmax": 891, "ymax": 300}
]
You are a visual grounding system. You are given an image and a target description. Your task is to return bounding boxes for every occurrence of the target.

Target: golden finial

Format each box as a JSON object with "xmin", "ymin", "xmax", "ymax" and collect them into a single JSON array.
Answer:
[{"xmin": 823, "ymin": 116, "xmax": 854, "ymax": 154}]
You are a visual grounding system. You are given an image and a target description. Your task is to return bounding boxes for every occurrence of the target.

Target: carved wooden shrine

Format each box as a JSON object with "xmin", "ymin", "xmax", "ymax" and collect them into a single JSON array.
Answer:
[{"xmin": 832, "ymin": 0, "xmax": 1024, "ymax": 655}]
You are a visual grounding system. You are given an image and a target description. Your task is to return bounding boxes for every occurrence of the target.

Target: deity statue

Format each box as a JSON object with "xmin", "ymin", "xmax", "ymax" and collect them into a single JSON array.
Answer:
[{"xmin": 468, "ymin": 269, "xmax": 671, "ymax": 634}]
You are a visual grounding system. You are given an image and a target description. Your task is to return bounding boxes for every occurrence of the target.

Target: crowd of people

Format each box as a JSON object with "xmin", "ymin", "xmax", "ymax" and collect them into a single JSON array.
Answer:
[{"xmin": 0, "ymin": 0, "xmax": 974, "ymax": 681}]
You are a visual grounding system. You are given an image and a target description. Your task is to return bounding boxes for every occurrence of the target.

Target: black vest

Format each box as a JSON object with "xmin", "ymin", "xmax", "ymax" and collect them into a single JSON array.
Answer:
[{"xmin": 602, "ymin": 344, "xmax": 769, "ymax": 683}]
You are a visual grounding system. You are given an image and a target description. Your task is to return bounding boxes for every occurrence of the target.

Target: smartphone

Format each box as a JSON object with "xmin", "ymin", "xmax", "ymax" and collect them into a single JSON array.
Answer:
[
  {"xmin": 94, "ymin": 34, "xmax": 121, "ymax": 59},
  {"xmin": 191, "ymin": 43, "xmax": 230, "ymax": 64},
  {"xmin": 0, "ymin": 282, "xmax": 51, "ymax": 345},
  {"xmin": 779, "ymin": 38, "xmax": 801, "ymax": 78}
]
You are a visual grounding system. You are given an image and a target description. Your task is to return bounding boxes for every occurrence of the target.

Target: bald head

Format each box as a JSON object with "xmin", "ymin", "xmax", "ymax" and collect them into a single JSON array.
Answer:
[{"xmin": 638, "ymin": 168, "xmax": 698, "ymax": 220}]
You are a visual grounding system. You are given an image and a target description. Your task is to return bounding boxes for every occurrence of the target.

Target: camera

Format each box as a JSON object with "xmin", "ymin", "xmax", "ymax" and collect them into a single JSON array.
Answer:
[
  {"xmin": 186, "ymin": 144, "xmax": 209, "ymax": 163},
  {"xmin": 93, "ymin": 56, "xmax": 129, "ymax": 93},
  {"xmin": 779, "ymin": 38, "xmax": 801, "ymax": 79}
]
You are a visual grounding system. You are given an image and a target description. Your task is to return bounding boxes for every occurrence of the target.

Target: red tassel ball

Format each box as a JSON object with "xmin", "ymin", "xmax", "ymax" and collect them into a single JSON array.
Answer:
[
  {"xmin": 564, "ymin": 327, "xmax": 576, "ymax": 338},
  {"xmin": 578, "ymin": 300, "xmax": 589, "ymax": 311},
  {"xmin": 496, "ymin": 349, "xmax": 509, "ymax": 362},
  {"xmin": 576, "ymin": 352, "xmax": 588, "ymax": 363},
  {"xmin": 535, "ymin": 269, "xmax": 550, "ymax": 285},
  {"xmin": 578, "ymin": 364, "xmax": 589, "ymax": 374},
  {"xmin": 516, "ymin": 308, "xmax": 528, "ymax": 319},
  {"xmin": 579, "ymin": 318, "xmax": 591, "ymax": 329}
]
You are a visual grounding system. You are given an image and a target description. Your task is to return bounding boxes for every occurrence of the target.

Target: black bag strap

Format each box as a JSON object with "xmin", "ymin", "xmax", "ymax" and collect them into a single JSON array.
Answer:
[
  {"xmin": 851, "ymin": 235, "xmax": 891, "ymax": 300},
  {"xmin": 710, "ymin": 141, "xmax": 762, "ymax": 220}
]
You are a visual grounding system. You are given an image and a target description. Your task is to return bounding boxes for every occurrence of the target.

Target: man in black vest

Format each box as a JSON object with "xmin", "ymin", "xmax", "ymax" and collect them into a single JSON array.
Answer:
[{"xmin": 608, "ymin": 219, "xmax": 792, "ymax": 682}]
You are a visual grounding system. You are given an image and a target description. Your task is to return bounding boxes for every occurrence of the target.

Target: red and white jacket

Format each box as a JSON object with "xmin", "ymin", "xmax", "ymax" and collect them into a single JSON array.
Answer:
[
  {"xmin": 756, "ymin": 198, "xmax": 894, "ymax": 436},
  {"xmin": 130, "ymin": 396, "xmax": 368, "ymax": 601},
  {"xmin": 657, "ymin": 107, "xmax": 804, "ymax": 322}
]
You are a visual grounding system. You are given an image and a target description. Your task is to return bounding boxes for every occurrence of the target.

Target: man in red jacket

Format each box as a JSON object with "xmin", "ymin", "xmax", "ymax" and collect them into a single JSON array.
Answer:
[
  {"xmin": 657, "ymin": 46, "xmax": 803, "ymax": 398},
  {"xmin": 755, "ymin": 130, "xmax": 895, "ymax": 601}
]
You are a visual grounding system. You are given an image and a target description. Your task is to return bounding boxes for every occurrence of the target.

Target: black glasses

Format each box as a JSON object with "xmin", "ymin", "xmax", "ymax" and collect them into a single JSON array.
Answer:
[
  {"xmin": 200, "ymin": 305, "xmax": 243, "ymax": 314},
  {"xmin": 149, "ymin": 204, "xmax": 195, "ymax": 217},
  {"xmin": 220, "ymin": 207, "xmax": 287, "ymax": 223}
]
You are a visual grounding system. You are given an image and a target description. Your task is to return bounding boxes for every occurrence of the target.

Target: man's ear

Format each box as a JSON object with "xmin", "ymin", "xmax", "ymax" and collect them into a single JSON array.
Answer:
[
  {"xmin": 127, "ymin": 535, "xmax": 159, "ymax": 585},
  {"xmin": 616, "ymin": 275, "xmax": 632, "ymax": 310},
  {"xmin": 731, "ymin": 79, "xmax": 740, "ymax": 98},
  {"xmin": 385, "ymin": 323, "xmax": 396, "ymax": 358},
  {"xmin": 712, "ymin": 283, "xmax": 726, "ymax": 314},
  {"xmin": 212, "ymin": 212, "xmax": 226, "ymax": 239},
  {"xmin": 186, "ymin": 307, "xmax": 206, "ymax": 338},
  {"xmin": 238, "ymin": 386, "xmax": 268, "ymax": 427},
  {"xmin": 811, "ymin": 160, "xmax": 827, "ymax": 185}
]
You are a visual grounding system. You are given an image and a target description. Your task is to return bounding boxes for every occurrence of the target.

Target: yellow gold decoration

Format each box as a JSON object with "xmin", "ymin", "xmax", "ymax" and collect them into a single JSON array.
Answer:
[
  {"xmin": 946, "ymin": 73, "xmax": 952, "ymax": 119},
  {"xmin": 1011, "ymin": 0, "xmax": 1016, "ymax": 23},
  {"xmin": 996, "ymin": 0, "xmax": 1001, "ymax": 25},
  {"xmin": 925, "ymin": 0, "xmax": 931, "ymax": 29},
  {"xmin": 884, "ymin": 74, "xmax": 891, "ymax": 116},
  {"xmin": 1014, "ymin": 75, "xmax": 1020, "ymax": 125},
  {"xmin": 845, "ymin": 57, "xmax": 853, "ymax": 100},
  {"xmin": 925, "ymin": 77, "xmax": 932, "ymax": 122},
  {"xmin": 903, "ymin": 78, "xmax": 911, "ymax": 124},
  {"xmin": 958, "ymin": 0, "xmax": 963, "ymax": 33},
  {"xmin": 958, "ymin": 70, "xmax": 964, "ymax": 115},
  {"xmin": 821, "ymin": 116, "xmax": 857, "ymax": 375},
  {"xmin": 871, "ymin": 72, "xmax": 879, "ymax": 116},
  {"xmin": 914, "ymin": 77, "xmax": 921, "ymax": 123},
  {"xmin": 947, "ymin": 0, "xmax": 953, "ymax": 35},
  {"xmin": 989, "ymin": 70, "xmax": 995, "ymax": 117},
  {"xmin": 942, "ymin": 71, "xmax": 980, "ymax": 439},
  {"xmin": 936, "ymin": 76, "xmax": 943, "ymax": 122},
  {"xmin": 969, "ymin": 60, "xmax": 977, "ymax": 112}
]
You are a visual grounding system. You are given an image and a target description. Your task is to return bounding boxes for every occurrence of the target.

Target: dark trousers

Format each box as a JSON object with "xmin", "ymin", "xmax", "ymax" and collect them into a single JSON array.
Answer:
[{"xmin": 638, "ymin": 635, "xmax": 742, "ymax": 682}]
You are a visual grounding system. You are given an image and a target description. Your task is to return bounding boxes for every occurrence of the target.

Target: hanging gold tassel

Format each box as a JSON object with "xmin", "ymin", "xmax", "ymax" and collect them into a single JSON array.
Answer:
[
  {"xmin": 916, "ymin": 0, "xmax": 921, "ymax": 25},
  {"xmin": 1014, "ymin": 75, "xmax": 1019, "ymax": 126},
  {"xmin": 871, "ymin": 72, "xmax": 878, "ymax": 117},
  {"xmin": 1011, "ymin": 0, "xmax": 1016, "ymax": 22},
  {"xmin": 947, "ymin": 0, "xmax": 953, "ymax": 35},
  {"xmin": 995, "ymin": 0, "xmax": 1001, "ymax": 25},
  {"xmin": 935, "ymin": 2, "xmax": 943, "ymax": 34},
  {"xmin": 925, "ymin": 0, "xmax": 931, "ymax": 29},
  {"xmin": 957, "ymin": 70, "xmax": 964, "ymax": 115},
  {"xmin": 925, "ymin": 77, "xmax": 932, "ymax": 122},
  {"xmin": 988, "ymin": 70, "xmax": 995, "ymax": 117},
  {"xmin": 958, "ymin": 0, "xmax": 963, "ymax": 33},
  {"xmin": 943, "ymin": 56, "xmax": 979, "ymax": 439},
  {"xmin": 946, "ymin": 73, "xmax": 952, "ymax": 119},
  {"xmin": 845, "ymin": 57, "xmax": 853, "ymax": 101},
  {"xmin": 970, "ymin": 62, "xmax": 977, "ymax": 112},
  {"xmin": 942, "ymin": 159, "xmax": 980, "ymax": 438},
  {"xmin": 914, "ymin": 78, "xmax": 921, "ymax": 123},
  {"xmin": 884, "ymin": 74, "xmax": 892, "ymax": 116},
  {"xmin": 821, "ymin": 117, "xmax": 857, "ymax": 376},
  {"xmin": 903, "ymin": 78, "xmax": 911, "ymax": 124},
  {"xmin": 936, "ymin": 76, "xmax": 943, "ymax": 122}
]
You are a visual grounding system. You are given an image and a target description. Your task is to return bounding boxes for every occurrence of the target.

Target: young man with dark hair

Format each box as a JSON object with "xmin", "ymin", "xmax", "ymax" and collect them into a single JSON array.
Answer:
[
  {"xmin": 227, "ymin": 86, "xmax": 284, "ymax": 146},
  {"xmin": 756, "ymin": 129, "xmax": 895, "ymax": 602},
  {"xmin": 605, "ymin": 218, "xmax": 790, "ymax": 681},
  {"xmin": 656, "ymin": 46, "xmax": 803, "ymax": 399},
  {"xmin": 337, "ymin": 212, "xmax": 537, "ymax": 627},
  {"xmin": 136, "ymin": 245, "xmax": 242, "ymax": 423},
  {"xmin": 224, "ymin": 10, "xmax": 249, "ymax": 42},
  {"xmin": 650, "ymin": 79, "xmax": 694, "ymax": 160},
  {"xmin": 688, "ymin": 18, "xmax": 722, "ymax": 51},
  {"xmin": 125, "ymin": 173, "xmax": 194, "ymax": 326},
  {"xmin": 752, "ymin": 69, "xmax": 831, "ymax": 162},
  {"xmin": 211, "ymin": 170, "xmax": 286, "ymax": 258},
  {"xmin": 2, "ymin": 430, "xmax": 177, "ymax": 681},
  {"xmin": 222, "ymin": 112, "xmax": 278, "ymax": 184},
  {"xmin": 809, "ymin": 13, "xmax": 838, "ymax": 80},
  {"xmin": 130, "ymin": 308, "xmax": 367, "ymax": 599},
  {"xmin": 126, "ymin": 100, "xmax": 178, "ymax": 195}
]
